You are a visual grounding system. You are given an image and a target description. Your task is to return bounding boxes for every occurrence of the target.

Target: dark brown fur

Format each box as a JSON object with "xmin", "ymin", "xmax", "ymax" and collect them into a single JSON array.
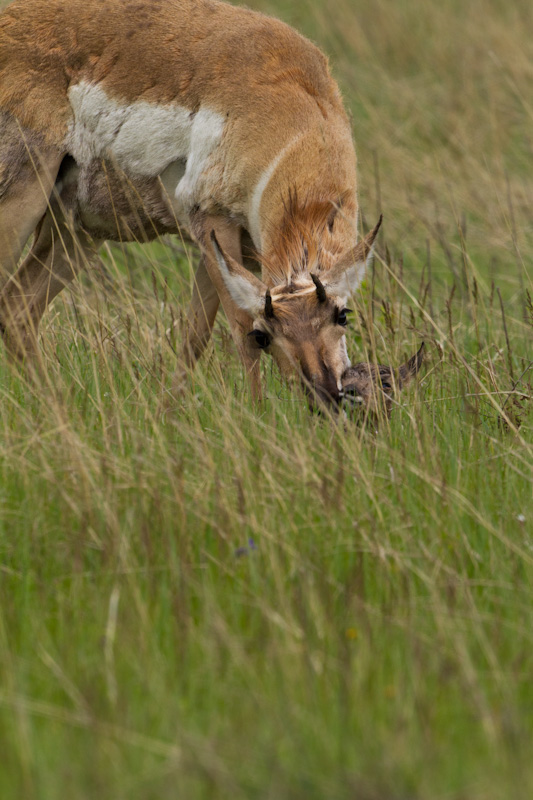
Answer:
[{"xmin": 342, "ymin": 343, "xmax": 425, "ymax": 419}]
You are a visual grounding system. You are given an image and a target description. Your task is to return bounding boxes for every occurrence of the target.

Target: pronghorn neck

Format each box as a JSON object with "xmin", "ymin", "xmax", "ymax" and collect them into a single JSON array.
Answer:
[
  {"xmin": 251, "ymin": 129, "xmax": 359, "ymax": 288},
  {"xmin": 258, "ymin": 188, "xmax": 359, "ymax": 288}
]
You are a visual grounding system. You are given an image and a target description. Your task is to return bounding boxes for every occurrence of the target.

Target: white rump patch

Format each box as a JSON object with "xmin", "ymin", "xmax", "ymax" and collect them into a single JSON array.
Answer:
[
  {"xmin": 174, "ymin": 108, "xmax": 225, "ymax": 207},
  {"xmin": 67, "ymin": 82, "xmax": 193, "ymax": 175},
  {"xmin": 67, "ymin": 82, "xmax": 225, "ymax": 210}
]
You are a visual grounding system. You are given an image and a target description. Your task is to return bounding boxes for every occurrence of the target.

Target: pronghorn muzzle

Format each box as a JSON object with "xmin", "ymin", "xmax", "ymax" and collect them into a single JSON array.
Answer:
[{"xmin": 301, "ymin": 368, "xmax": 343, "ymax": 412}]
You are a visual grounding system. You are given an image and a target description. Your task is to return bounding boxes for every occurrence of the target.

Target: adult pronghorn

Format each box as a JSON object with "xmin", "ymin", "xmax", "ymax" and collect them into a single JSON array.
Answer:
[{"xmin": 0, "ymin": 0, "xmax": 381, "ymax": 408}]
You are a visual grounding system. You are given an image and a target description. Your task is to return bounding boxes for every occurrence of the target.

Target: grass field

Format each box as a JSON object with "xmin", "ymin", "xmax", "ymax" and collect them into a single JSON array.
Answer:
[{"xmin": 1, "ymin": 0, "xmax": 532, "ymax": 797}]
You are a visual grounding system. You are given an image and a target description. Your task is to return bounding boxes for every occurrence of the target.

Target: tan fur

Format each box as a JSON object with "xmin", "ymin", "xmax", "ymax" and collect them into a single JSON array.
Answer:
[
  {"xmin": 0, "ymin": 0, "xmax": 352, "ymax": 210},
  {"xmin": 263, "ymin": 305, "xmax": 349, "ymax": 408},
  {"xmin": 0, "ymin": 0, "xmax": 371, "ymax": 407}
]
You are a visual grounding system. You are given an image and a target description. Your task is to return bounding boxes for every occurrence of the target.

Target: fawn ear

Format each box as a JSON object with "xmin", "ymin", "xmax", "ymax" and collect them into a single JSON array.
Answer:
[
  {"xmin": 210, "ymin": 231, "xmax": 267, "ymax": 317},
  {"xmin": 399, "ymin": 342, "xmax": 425, "ymax": 385},
  {"xmin": 324, "ymin": 216, "xmax": 382, "ymax": 298}
]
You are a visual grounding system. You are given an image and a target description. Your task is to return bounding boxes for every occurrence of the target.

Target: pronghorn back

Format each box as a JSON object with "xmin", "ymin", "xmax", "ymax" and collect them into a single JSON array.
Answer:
[
  {"xmin": 1, "ymin": 0, "xmax": 339, "ymax": 139},
  {"xmin": 1, "ymin": 0, "xmax": 356, "ymax": 246}
]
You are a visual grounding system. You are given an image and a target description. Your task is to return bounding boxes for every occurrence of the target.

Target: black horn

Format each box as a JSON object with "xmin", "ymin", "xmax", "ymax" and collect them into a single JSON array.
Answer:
[
  {"xmin": 311, "ymin": 273, "xmax": 327, "ymax": 303},
  {"xmin": 265, "ymin": 289, "xmax": 274, "ymax": 318}
]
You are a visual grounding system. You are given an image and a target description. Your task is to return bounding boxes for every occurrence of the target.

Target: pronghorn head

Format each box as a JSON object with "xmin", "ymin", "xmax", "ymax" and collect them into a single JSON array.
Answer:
[{"xmin": 210, "ymin": 217, "xmax": 382, "ymax": 410}]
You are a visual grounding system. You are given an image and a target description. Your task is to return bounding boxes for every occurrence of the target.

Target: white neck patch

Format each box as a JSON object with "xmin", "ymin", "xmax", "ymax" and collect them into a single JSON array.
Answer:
[{"xmin": 248, "ymin": 134, "xmax": 302, "ymax": 251}]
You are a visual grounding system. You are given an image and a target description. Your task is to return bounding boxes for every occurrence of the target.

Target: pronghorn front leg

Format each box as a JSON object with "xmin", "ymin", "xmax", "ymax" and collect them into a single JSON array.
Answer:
[
  {"xmin": 172, "ymin": 214, "xmax": 262, "ymax": 402},
  {"xmin": 176, "ymin": 257, "xmax": 220, "ymax": 379}
]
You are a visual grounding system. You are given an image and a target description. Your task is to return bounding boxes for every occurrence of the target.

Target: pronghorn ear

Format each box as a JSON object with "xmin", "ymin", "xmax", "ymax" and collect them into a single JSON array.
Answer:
[
  {"xmin": 323, "ymin": 216, "xmax": 383, "ymax": 298},
  {"xmin": 210, "ymin": 231, "xmax": 267, "ymax": 317}
]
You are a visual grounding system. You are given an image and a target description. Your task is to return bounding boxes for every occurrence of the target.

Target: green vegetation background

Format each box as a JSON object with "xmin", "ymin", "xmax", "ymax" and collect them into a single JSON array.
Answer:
[{"xmin": 0, "ymin": 0, "xmax": 532, "ymax": 798}]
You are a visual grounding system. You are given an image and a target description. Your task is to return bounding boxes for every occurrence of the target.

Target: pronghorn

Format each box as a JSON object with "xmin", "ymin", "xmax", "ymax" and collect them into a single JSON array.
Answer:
[{"xmin": 0, "ymin": 0, "xmax": 381, "ymax": 408}]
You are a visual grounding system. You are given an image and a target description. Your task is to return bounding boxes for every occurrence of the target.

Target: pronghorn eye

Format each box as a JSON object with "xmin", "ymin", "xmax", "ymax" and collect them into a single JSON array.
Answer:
[
  {"xmin": 336, "ymin": 308, "xmax": 351, "ymax": 327},
  {"xmin": 250, "ymin": 330, "xmax": 271, "ymax": 349}
]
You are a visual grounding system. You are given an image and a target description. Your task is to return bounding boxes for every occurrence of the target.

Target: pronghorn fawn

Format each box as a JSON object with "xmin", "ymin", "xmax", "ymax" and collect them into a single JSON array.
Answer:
[
  {"xmin": 0, "ymin": 0, "xmax": 381, "ymax": 409},
  {"xmin": 341, "ymin": 343, "xmax": 425, "ymax": 421}
]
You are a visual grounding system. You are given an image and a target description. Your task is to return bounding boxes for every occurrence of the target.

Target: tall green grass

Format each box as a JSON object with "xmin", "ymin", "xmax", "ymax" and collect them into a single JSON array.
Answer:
[{"xmin": 0, "ymin": 0, "xmax": 531, "ymax": 797}]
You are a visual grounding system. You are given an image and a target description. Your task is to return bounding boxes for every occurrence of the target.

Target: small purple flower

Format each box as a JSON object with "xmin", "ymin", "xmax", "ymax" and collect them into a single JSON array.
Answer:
[{"xmin": 234, "ymin": 538, "xmax": 258, "ymax": 558}]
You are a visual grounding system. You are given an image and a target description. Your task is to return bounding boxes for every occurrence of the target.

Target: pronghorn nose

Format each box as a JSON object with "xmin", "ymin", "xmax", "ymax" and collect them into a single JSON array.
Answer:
[
  {"xmin": 305, "ymin": 375, "xmax": 342, "ymax": 409},
  {"xmin": 298, "ymin": 354, "xmax": 341, "ymax": 409}
]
